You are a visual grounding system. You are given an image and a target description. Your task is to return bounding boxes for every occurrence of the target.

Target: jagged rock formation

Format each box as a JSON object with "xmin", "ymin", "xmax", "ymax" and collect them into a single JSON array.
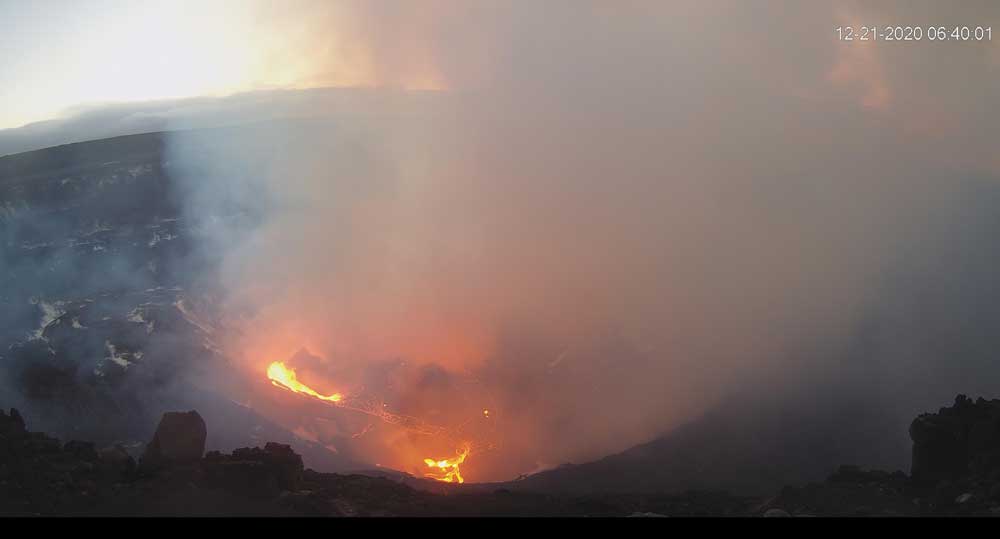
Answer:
[
  {"xmin": 4, "ymin": 397, "xmax": 1000, "ymax": 516},
  {"xmin": 140, "ymin": 410, "xmax": 207, "ymax": 467},
  {"xmin": 0, "ymin": 409, "xmax": 754, "ymax": 516},
  {"xmin": 0, "ymin": 407, "xmax": 137, "ymax": 516},
  {"xmin": 203, "ymin": 442, "xmax": 304, "ymax": 498},
  {"xmin": 763, "ymin": 465, "xmax": 917, "ymax": 517},
  {"xmin": 762, "ymin": 395, "xmax": 1000, "ymax": 517},
  {"xmin": 910, "ymin": 394, "xmax": 1000, "ymax": 486}
]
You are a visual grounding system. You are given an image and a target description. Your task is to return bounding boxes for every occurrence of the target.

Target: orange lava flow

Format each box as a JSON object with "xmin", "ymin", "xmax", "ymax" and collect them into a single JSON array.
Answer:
[
  {"xmin": 266, "ymin": 361, "xmax": 343, "ymax": 403},
  {"xmin": 424, "ymin": 445, "xmax": 471, "ymax": 484},
  {"xmin": 266, "ymin": 361, "xmax": 478, "ymax": 483}
]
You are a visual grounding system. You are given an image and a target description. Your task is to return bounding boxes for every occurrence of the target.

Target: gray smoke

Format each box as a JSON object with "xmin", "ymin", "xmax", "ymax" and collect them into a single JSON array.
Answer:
[{"xmin": 155, "ymin": 1, "xmax": 1000, "ymax": 481}]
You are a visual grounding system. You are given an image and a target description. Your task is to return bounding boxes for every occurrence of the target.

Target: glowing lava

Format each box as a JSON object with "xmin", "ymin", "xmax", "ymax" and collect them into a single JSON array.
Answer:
[
  {"xmin": 266, "ymin": 360, "xmax": 483, "ymax": 483},
  {"xmin": 267, "ymin": 361, "xmax": 343, "ymax": 403},
  {"xmin": 424, "ymin": 445, "xmax": 470, "ymax": 484}
]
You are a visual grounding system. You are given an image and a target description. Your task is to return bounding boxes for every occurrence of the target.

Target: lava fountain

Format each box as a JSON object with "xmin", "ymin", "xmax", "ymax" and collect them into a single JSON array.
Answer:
[
  {"xmin": 267, "ymin": 361, "xmax": 343, "ymax": 402},
  {"xmin": 424, "ymin": 444, "xmax": 471, "ymax": 483}
]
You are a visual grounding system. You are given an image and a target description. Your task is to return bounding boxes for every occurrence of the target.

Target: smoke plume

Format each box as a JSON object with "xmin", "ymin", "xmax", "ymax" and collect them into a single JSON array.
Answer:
[{"xmin": 14, "ymin": 0, "xmax": 997, "ymax": 483}]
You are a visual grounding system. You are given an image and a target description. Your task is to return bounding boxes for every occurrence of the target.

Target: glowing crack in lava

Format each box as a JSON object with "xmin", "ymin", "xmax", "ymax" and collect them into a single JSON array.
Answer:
[
  {"xmin": 265, "ymin": 361, "xmax": 480, "ymax": 483},
  {"xmin": 267, "ymin": 361, "xmax": 343, "ymax": 402},
  {"xmin": 265, "ymin": 361, "xmax": 444, "ymax": 435},
  {"xmin": 424, "ymin": 445, "xmax": 470, "ymax": 484}
]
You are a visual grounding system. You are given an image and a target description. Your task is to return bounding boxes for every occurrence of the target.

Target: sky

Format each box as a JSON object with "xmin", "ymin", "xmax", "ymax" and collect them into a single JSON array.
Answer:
[
  {"xmin": 1, "ymin": 1, "xmax": 256, "ymax": 129},
  {"xmin": 1, "ymin": 1, "xmax": 998, "ymax": 133},
  {"xmin": 0, "ymin": 0, "xmax": 455, "ymax": 131},
  {"xmin": 4, "ymin": 0, "xmax": 1000, "ymax": 482}
]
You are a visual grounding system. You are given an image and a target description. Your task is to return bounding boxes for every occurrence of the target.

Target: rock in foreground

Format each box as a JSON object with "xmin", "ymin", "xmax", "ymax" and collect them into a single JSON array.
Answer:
[
  {"xmin": 910, "ymin": 394, "xmax": 1000, "ymax": 486},
  {"xmin": 140, "ymin": 411, "xmax": 207, "ymax": 468},
  {"xmin": 764, "ymin": 395, "xmax": 1000, "ymax": 517},
  {"xmin": 4, "ymin": 395, "xmax": 1000, "ymax": 516}
]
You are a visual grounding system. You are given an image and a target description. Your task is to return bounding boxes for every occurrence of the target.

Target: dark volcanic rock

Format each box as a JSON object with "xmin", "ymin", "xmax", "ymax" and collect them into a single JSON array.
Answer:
[
  {"xmin": 765, "ymin": 465, "xmax": 917, "ymax": 517},
  {"xmin": 63, "ymin": 440, "xmax": 99, "ymax": 462},
  {"xmin": 0, "ymin": 408, "xmax": 134, "ymax": 516},
  {"xmin": 98, "ymin": 444, "xmax": 137, "ymax": 476},
  {"xmin": 0, "ymin": 408, "xmax": 26, "ymax": 434},
  {"xmin": 910, "ymin": 394, "xmax": 1000, "ymax": 486},
  {"xmin": 2, "ymin": 408, "xmax": 758, "ymax": 516},
  {"xmin": 6, "ymin": 393, "xmax": 1000, "ymax": 516},
  {"xmin": 767, "ymin": 395, "xmax": 1000, "ymax": 517},
  {"xmin": 203, "ymin": 442, "xmax": 305, "ymax": 498},
  {"xmin": 140, "ymin": 410, "xmax": 207, "ymax": 467}
]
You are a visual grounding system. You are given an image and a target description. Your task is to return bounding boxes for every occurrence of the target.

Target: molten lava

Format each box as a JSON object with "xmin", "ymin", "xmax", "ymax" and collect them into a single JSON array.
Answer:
[
  {"xmin": 265, "ymin": 360, "xmax": 485, "ymax": 483},
  {"xmin": 267, "ymin": 361, "xmax": 343, "ymax": 402},
  {"xmin": 424, "ymin": 445, "xmax": 470, "ymax": 484}
]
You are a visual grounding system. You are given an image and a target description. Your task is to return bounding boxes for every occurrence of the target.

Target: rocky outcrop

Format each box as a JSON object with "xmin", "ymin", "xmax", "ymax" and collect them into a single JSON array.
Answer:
[
  {"xmin": 0, "ymin": 408, "xmax": 25, "ymax": 434},
  {"xmin": 763, "ymin": 395, "xmax": 1000, "ymax": 517},
  {"xmin": 910, "ymin": 394, "xmax": 1000, "ymax": 486},
  {"xmin": 203, "ymin": 442, "xmax": 304, "ymax": 498},
  {"xmin": 763, "ymin": 465, "xmax": 917, "ymax": 517},
  {"xmin": 0, "ymin": 408, "xmax": 136, "ymax": 516},
  {"xmin": 0, "ymin": 406, "xmax": 759, "ymax": 516},
  {"xmin": 5, "ymin": 395, "xmax": 1000, "ymax": 516},
  {"xmin": 140, "ymin": 411, "xmax": 207, "ymax": 468}
]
